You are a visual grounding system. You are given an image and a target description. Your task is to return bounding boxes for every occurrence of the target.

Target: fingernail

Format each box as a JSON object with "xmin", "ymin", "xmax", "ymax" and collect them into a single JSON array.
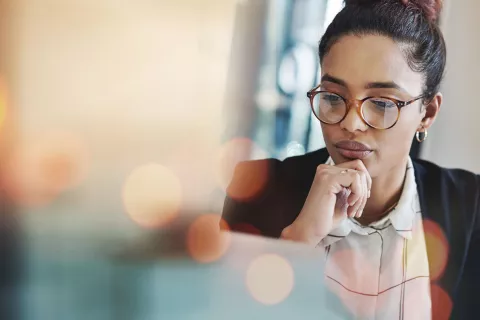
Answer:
[{"xmin": 359, "ymin": 210, "xmax": 363, "ymax": 217}]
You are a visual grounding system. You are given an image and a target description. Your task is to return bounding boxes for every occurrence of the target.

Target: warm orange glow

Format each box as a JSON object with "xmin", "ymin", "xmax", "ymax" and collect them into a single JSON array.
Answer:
[
  {"xmin": 216, "ymin": 137, "xmax": 254, "ymax": 189},
  {"xmin": 164, "ymin": 140, "xmax": 218, "ymax": 208},
  {"xmin": 123, "ymin": 164, "xmax": 182, "ymax": 228},
  {"xmin": 430, "ymin": 284, "xmax": 452, "ymax": 320},
  {"xmin": 3, "ymin": 132, "xmax": 88, "ymax": 207},
  {"xmin": 246, "ymin": 254, "xmax": 294, "ymax": 305},
  {"xmin": 0, "ymin": 78, "xmax": 8, "ymax": 131},
  {"xmin": 186, "ymin": 214, "xmax": 231, "ymax": 263},
  {"xmin": 216, "ymin": 138, "xmax": 270, "ymax": 201},
  {"xmin": 423, "ymin": 219, "xmax": 449, "ymax": 281}
]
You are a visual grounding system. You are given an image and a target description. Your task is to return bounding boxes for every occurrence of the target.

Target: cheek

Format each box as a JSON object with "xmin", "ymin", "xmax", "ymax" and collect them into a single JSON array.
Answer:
[
  {"xmin": 375, "ymin": 123, "xmax": 418, "ymax": 160},
  {"xmin": 319, "ymin": 123, "xmax": 336, "ymax": 146},
  {"xmin": 376, "ymin": 106, "xmax": 422, "ymax": 151},
  {"xmin": 376, "ymin": 131, "xmax": 412, "ymax": 155},
  {"xmin": 364, "ymin": 129, "xmax": 413, "ymax": 178}
]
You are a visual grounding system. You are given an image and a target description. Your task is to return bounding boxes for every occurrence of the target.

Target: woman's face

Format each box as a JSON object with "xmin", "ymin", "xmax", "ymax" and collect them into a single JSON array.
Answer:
[{"xmin": 320, "ymin": 34, "xmax": 438, "ymax": 178}]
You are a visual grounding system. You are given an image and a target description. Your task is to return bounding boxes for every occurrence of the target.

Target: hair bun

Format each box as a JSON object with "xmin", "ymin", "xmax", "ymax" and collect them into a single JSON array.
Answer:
[
  {"xmin": 402, "ymin": 0, "xmax": 443, "ymax": 22},
  {"xmin": 345, "ymin": 0, "xmax": 443, "ymax": 22}
]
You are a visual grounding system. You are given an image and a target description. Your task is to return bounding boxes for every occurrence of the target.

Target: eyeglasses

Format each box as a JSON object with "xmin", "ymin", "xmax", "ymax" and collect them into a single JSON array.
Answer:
[{"xmin": 307, "ymin": 87, "xmax": 425, "ymax": 130}]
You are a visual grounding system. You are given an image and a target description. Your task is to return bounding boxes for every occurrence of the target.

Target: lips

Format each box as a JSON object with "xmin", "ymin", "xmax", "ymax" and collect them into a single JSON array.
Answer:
[{"xmin": 334, "ymin": 140, "xmax": 373, "ymax": 160}]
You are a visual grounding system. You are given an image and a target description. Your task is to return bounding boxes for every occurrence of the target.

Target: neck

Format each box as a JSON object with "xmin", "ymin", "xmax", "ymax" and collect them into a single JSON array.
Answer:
[{"xmin": 356, "ymin": 157, "xmax": 408, "ymax": 225}]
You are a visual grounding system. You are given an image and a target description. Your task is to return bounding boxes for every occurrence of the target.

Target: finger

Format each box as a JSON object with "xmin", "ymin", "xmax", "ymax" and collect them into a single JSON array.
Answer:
[
  {"xmin": 354, "ymin": 161, "xmax": 371, "ymax": 198},
  {"xmin": 339, "ymin": 170, "xmax": 362, "ymax": 205},
  {"xmin": 356, "ymin": 173, "xmax": 368, "ymax": 218},
  {"xmin": 354, "ymin": 172, "xmax": 365, "ymax": 218},
  {"xmin": 338, "ymin": 160, "xmax": 372, "ymax": 197},
  {"xmin": 346, "ymin": 172, "xmax": 363, "ymax": 218},
  {"xmin": 346, "ymin": 171, "xmax": 367, "ymax": 218}
]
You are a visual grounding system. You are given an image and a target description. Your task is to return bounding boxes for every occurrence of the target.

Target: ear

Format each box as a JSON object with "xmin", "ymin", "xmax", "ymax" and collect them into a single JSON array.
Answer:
[{"xmin": 419, "ymin": 92, "xmax": 442, "ymax": 130}]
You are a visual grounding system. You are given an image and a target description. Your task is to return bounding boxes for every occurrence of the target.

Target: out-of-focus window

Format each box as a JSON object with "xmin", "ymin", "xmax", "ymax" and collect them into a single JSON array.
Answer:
[{"xmin": 250, "ymin": 0, "xmax": 344, "ymax": 160}]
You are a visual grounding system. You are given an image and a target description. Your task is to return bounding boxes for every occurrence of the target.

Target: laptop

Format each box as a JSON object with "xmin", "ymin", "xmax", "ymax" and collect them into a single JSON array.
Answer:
[
  {"xmin": 22, "ymin": 225, "xmax": 351, "ymax": 319},
  {"xmin": 114, "ymin": 231, "xmax": 350, "ymax": 320}
]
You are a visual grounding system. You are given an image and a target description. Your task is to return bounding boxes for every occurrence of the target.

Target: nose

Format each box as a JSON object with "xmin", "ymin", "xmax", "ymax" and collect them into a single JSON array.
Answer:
[{"xmin": 339, "ymin": 103, "xmax": 369, "ymax": 133}]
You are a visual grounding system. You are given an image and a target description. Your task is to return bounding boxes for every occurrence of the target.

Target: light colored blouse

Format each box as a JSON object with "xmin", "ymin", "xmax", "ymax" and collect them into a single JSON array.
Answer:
[{"xmin": 319, "ymin": 157, "xmax": 431, "ymax": 319}]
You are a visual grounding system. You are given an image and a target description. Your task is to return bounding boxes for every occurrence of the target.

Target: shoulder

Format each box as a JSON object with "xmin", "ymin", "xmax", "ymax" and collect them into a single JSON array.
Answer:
[
  {"xmin": 282, "ymin": 148, "xmax": 330, "ymax": 174},
  {"xmin": 235, "ymin": 147, "xmax": 330, "ymax": 170},
  {"xmin": 412, "ymin": 157, "xmax": 480, "ymax": 192},
  {"xmin": 227, "ymin": 148, "xmax": 330, "ymax": 197},
  {"xmin": 222, "ymin": 148, "xmax": 329, "ymax": 237},
  {"xmin": 412, "ymin": 157, "xmax": 480, "ymax": 236}
]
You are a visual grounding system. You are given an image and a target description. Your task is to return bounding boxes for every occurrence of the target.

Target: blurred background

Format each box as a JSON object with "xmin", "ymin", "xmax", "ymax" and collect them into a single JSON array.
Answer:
[{"xmin": 0, "ymin": 0, "xmax": 478, "ymax": 319}]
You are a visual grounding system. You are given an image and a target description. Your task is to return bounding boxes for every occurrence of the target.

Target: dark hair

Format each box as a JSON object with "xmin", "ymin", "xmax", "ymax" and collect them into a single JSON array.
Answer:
[{"xmin": 319, "ymin": 0, "xmax": 446, "ymax": 103}]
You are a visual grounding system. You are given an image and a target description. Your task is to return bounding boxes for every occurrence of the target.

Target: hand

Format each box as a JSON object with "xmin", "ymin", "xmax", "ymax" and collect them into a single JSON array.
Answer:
[{"xmin": 281, "ymin": 159, "xmax": 372, "ymax": 245}]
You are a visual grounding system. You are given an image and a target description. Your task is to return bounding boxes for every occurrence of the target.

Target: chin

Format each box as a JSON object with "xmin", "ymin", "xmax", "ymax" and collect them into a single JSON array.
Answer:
[{"xmin": 328, "ymin": 147, "xmax": 376, "ymax": 173}]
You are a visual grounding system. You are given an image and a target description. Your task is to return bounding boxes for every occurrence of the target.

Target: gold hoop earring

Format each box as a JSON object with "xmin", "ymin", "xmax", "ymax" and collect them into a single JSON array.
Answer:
[{"xmin": 416, "ymin": 126, "xmax": 428, "ymax": 143}]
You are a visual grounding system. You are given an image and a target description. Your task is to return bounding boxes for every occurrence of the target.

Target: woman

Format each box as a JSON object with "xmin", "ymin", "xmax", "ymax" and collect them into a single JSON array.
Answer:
[{"xmin": 222, "ymin": 0, "xmax": 480, "ymax": 318}]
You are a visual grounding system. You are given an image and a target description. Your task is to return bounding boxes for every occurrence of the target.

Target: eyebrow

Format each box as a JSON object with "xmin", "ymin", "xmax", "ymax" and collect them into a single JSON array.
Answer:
[
  {"xmin": 365, "ymin": 81, "xmax": 405, "ymax": 92},
  {"xmin": 321, "ymin": 74, "xmax": 348, "ymax": 87},
  {"xmin": 321, "ymin": 73, "xmax": 408, "ymax": 93}
]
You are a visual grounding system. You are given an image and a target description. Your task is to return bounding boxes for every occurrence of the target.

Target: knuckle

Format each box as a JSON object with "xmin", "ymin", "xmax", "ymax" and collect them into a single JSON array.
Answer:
[
  {"xmin": 316, "ymin": 166, "xmax": 331, "ymax": 181},
  {"xmin": 316, "ymin": 164, "xmax": 329, "ymax": 173}
]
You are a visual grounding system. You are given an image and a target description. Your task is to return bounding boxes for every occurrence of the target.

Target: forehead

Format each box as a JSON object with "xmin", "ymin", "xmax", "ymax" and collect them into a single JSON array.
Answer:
[{"xmin": 321, "ymin": 35, "xmax": 423, "ymax": 95}]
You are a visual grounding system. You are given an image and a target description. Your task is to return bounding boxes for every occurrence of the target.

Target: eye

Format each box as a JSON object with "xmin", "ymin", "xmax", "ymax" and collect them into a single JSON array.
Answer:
[
  {"xmin": 322, "ymin": 94, "xmax": 343, "ymax": 103},
  {"xmin": 369, "ymin": 98, "xmax": 396, "ymax": 109}
]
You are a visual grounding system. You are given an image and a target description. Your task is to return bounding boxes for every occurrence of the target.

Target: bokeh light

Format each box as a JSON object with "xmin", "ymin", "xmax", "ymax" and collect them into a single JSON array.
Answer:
[
  {"xmin": 123, "ymin": 164, "xmax": 181, "ymax": 228},
  {"xmin": 430, "ymin": 284, "xmax": 452, "ymax": 320},
  {"xmin": 246, "ymin": 254, "xmax": 294, "ymax": 305},
  {"xmin": 164, "ymin": 139, "xmax": 218, "ymax": 209},
  {"xmin": 216, "ymin": 138, "xmax": 270, "ymax": 201},
  {"xmin": 186, "ymin": 214, "xmax": 231, "ymax": 263},
  {"xmin": 3, "ymin": 132, "xmax": 89, "ymax": 207},
  {"xmin": 284, "ymin": 141, "xmax": 305, "ymax": 158},
  {"xmin": 255, "ymin": 88, "xmax": 284, "ymax": 112},
  {"xmin": 423, "ymin": 219, "xmax": 449, "ymax": 281}
]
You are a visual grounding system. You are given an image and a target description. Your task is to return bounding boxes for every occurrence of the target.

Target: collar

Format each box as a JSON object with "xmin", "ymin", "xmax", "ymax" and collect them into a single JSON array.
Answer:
[{"xmin": 321, "ymin": 157, "xmax": 418, "ymax": 247}]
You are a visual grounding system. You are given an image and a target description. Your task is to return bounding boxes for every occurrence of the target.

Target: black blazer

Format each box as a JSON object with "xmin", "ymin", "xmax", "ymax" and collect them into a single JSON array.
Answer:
[{"xmin": 222, "ymin": 148, "xmax": 480, "ymax": 319}]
